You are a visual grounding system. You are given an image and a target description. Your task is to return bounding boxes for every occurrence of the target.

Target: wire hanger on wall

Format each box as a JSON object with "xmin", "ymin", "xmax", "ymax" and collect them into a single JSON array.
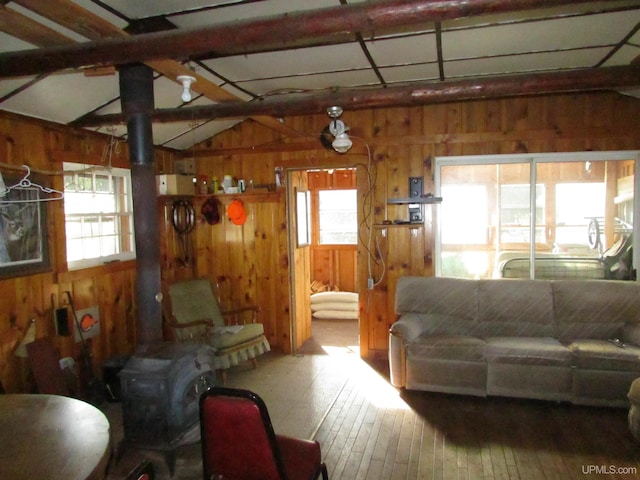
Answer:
[{"xmin": 0, "ymin": 165, "xmax": 64, "ymax": 204}]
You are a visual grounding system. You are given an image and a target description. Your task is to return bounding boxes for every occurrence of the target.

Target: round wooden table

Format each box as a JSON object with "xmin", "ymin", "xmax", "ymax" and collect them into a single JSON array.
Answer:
[{"xmin": 0, "ymin": 394, "xmax": 111, "ymax": 480}]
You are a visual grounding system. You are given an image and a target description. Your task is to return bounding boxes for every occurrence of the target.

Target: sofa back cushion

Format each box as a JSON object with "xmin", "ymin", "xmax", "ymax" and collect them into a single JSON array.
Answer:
[
  {"xmin": 395, "ymin": 277, "xmax": 481, "ymax": 334},
  {"xmin": 554, "ymin": 280, "xmax": 640, "ymax": 343},
  {"xmin": 478, "ymin": 279, "xmax": 555, "ymax": 337}
]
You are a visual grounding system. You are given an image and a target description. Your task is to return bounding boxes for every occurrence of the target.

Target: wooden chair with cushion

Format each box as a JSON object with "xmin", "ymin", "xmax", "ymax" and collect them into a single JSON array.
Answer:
[
  {"xmin": 200, "ymin": 387, "xmax": 328, "ymax": 480},
  {"xmin": 165, "ymin": 278, "xmax": 270, "ymax": 383}
]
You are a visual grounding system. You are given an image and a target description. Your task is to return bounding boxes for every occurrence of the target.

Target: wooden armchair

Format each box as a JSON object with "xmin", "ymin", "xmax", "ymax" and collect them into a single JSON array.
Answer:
[{"xmin": 165, "ymin": 278, "xmax": 270, "ymax": 383}]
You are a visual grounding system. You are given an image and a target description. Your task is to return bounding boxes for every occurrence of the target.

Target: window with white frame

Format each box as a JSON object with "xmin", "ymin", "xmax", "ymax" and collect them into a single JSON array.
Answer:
[
  {"xmin": 63, "ymin": 163, "xmax": 135, "ymax": 270},
  {"xmin": 318, "ymin": 189, "xmax": 358, "ymax": 244},
  {"xmin": 435, "ymin": 152, "xmax": 638, "ymax": 280}
]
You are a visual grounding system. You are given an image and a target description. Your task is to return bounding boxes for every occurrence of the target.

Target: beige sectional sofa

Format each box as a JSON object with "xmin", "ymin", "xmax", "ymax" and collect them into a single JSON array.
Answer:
[{"xmin": 389, "ymin": 276, "xmax": 640, "ymax": 407}]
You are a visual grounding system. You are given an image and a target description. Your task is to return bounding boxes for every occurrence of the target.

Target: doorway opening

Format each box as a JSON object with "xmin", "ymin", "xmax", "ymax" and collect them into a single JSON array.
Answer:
[{"xmin": 288, "ymin": 167, "xmax": 360, "ymax": 355}]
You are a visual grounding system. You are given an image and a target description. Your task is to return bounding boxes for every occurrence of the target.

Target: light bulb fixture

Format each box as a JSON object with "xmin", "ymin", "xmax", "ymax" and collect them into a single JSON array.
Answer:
[
  {"xmin": 177, "ymin": 75, "xmax": 196, "ymax": 103},
  {"xmin": 326, "ymin": 106, "xmax": 352, "ymax": 153}
]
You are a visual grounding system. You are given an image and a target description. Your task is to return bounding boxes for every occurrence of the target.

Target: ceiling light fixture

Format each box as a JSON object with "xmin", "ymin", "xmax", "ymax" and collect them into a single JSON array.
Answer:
[
  {"xmin": 326, "ymin": 106, "xmax": 352, "ymax": 153},
  {"xmin": 177, "ymin": 75, "xmax": 196, "ymax": 103}
]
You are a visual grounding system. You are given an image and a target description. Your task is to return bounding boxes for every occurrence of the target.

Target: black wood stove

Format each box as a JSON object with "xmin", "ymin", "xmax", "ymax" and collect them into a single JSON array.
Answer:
[{"xmin": 118, "ymin": 342, "xmax": 216, "ymax": 474}]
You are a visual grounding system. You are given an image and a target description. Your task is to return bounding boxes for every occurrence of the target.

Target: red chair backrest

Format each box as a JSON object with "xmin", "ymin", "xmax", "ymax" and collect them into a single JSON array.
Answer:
[{"xmin": 200, "ymin": 392, "xmax": 283, "ymax": 480}]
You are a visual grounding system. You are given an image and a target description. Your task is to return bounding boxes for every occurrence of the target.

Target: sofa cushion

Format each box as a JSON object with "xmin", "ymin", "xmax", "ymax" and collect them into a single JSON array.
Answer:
[
  {"xmin": 568, "ymin": 339, "xmax": 640, "ymax": 372},
  {"xmin": 393, "ymin": 312, "xmax": 483, "ymax": 338},
  {"xmin": 554, "ymin": 280, "xmax": 640, "ymax": 343},
  {"xmin": 407, "ymin": 334, "xmax": 486, "ymax": 362},
  {"xmin": 395, "ymin": 276, "xmax": 478, "ymax": 322},
  {"xmin": 485, "ymin": 337, "xmax": 572, "ymax": 366},
  {"xmin": 479, "ymin": 279, "xmax": 555, "ymax": 337}
]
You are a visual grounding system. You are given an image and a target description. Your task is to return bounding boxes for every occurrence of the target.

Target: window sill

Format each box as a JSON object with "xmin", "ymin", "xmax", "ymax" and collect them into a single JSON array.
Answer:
[{"xmin": 56, "ymin": 259, "xmax": 137, "ymax": 283}]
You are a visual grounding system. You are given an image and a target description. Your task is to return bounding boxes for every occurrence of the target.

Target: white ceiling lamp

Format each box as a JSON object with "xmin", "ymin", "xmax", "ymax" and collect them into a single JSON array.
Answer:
[
  {"xmin": 326, "ymin": 106, "xmax": 352, "ymax": 153},
  {"xmin": 177, "ymin": 75, "xmax": 196, "ymax": 103}
]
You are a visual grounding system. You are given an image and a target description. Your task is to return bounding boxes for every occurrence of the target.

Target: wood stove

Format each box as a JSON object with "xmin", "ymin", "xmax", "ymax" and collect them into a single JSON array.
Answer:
[{"xmin": 118, "ymin": 342, "xmax": 216, "ymax": 473}]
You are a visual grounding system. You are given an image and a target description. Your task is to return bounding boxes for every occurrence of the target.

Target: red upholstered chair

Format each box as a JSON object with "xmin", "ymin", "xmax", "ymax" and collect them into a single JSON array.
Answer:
[
  {"xmin": 124, "ymin": 461, "xmax": 155, "ymax": 480},
  {"xmin": 199, "ymin": 387, "xmax": 328, "ymax": 480}
]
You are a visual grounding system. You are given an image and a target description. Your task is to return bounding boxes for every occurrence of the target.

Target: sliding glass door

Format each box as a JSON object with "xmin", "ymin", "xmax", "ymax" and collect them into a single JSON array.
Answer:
[{"xmin": 435, "ymin": 152, "xmax": 639, "ymax": 280}]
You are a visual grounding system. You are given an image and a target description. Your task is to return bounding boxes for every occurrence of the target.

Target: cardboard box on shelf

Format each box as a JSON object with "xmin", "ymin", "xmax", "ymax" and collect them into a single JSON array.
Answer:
[{"xmin": 156, "ymin": 174, "xmax": 195, "ymax": 195}]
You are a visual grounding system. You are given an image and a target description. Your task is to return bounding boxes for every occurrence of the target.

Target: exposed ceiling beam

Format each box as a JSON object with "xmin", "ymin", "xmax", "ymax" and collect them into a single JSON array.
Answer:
[
  {"xmin": 73, "ymin": 65, "xmax": 640, "ymax": 127},
  {"xmin": 6, "ymin": 0, "xmax": 303, "ymax": 138},
  {"xmin": 0, "ymin": 4, "xmax": 73, "ymax": 47},
  {"xmin": 0, "ymin": 0, "xmax": 602, "ymax": 78}
]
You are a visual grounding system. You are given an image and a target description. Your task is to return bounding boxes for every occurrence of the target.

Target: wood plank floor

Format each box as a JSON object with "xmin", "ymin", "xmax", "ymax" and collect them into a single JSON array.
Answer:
[
  {"xmin": 315, "ymin": 371, "xmax": 640, "ymax": 479},
  {"xmin": 106, "ymin": 319, "xmax": 640, "ymax": 479}
]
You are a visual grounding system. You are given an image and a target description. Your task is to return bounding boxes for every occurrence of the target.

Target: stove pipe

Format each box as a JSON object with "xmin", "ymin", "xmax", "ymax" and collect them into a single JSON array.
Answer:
[{"xmin": 119, "ymin": 64, "xmax": 162, "ymax": 345}]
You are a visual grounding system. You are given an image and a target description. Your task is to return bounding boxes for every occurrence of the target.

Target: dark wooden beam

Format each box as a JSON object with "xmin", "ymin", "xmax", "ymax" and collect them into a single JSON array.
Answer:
[
  {"xmin": 7, "ymin": 0, "xmax": 305, "ymax": 138},
  {"xmin": 73, "ymin": 65, "xmax": 640, "ymax": 127},
  {"xmin": 0, "ymin": 0, "xmax": 601, "ymax": 78}
]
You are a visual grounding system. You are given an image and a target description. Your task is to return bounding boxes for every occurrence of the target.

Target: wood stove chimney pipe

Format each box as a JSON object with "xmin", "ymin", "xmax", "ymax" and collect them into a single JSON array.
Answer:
[{"xmin": 119, "ymin": 63, "xmax": 163, "ymax": 345}]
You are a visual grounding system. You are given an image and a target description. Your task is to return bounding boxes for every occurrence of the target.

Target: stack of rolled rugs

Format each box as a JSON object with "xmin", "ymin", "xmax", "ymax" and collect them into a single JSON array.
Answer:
[{"xmin": 310, "ymin": 291, "xmax": 359, "ymax": 320}]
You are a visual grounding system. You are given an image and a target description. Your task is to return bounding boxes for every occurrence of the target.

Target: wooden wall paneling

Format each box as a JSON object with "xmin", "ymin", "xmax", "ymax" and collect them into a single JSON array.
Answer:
[
  {"xmin": 367, "ymin": 285, "xmax": 391, "ymax": 357},
  {"xmin": 289, "ymin": 170, "xmax": 312, "ymax": 352},
  {"xmin": 2, "ymin": 91, "xmax": 640, "ymax": 386},
  {"xmin": 68, "ymin": 277, "xmax": 99, "ymax": 378},
  {"xmin": 276, "ymin": 196, "xmax": 291, "ymax": 354},
  {"xmin": 198, "ymin": 199, "xmax": 227, "ymax": 277},
  {"xmin": 96, "ymin": 270, "xmax": 125, "ymax": 357},
  {"xmin": 94, "ymin": 274, "xmax": 114, "ymax": 365},
  {"xmin": 253, "ymin": 196, "xmax": 282, "ymax": 346},
  {"xmin": 240, "ymin": 200, "xmax": 259, "ymax": 305},
  {"xmin": 219, "ymin": 214, "xmax": 248, "ymax": 309},
  {"xmin": 358, "ymin": 144, "xmax": 385, "ymax": 357},
  {"xmin": 293, "ymin": 249, "xmax": 311, "ymax": 349},
  {"xmin": 463, "ymin": 100, "xmax": 489, "ymax": 134},
  {"xmin": 108, "ymin": 268, "xmax": 136, "ymax": 354},
  {"xmin": 336, "ymin": 248, "xmax": 357, "ymax": 292},
  {"xmin": 505, "ymin": 97, "xmax": 531, "ymax": 133},
  {"xmin": 0, "ymin": 113, "xmax": 142, "ymax": 393},
  {"xmin": 312, "ymin": 248, "xmax": 332, "ymax": 286},
  {"xmin": 333, "ymin": 169, "xmax": 356, "ymax": 188},
  {"xmin": 375, "ymin": 227, "xmax": 411, "ymax": 351},
  {"xmin": 208, "ymin": 198, "xmax": 229, "ymax": 279}
]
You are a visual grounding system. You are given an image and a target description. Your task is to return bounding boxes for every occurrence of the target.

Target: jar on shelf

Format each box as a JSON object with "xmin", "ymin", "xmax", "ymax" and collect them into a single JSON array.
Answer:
[
  {"xmin": 222, "ymin": 175, "xmax": 233, "ymax": 189},
  {"xmin": 199, "ymin": 175, "xmax": 208, "ymax": 195}
]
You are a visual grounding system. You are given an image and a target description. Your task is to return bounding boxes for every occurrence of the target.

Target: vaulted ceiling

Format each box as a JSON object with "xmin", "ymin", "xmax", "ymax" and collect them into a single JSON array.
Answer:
[{"xmin": 1, "ymin": 0, "xmax": 640, "ymax": 151}]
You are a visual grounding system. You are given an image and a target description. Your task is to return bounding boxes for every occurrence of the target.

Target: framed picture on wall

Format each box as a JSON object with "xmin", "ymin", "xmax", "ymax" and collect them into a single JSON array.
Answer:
[
  {"xmin": 296, "ymin": 188, "xmax": 311, "ymax": 248},
  {"xmin": 0, "ymin": 169, "xmax": 54, "ymax": 278}
]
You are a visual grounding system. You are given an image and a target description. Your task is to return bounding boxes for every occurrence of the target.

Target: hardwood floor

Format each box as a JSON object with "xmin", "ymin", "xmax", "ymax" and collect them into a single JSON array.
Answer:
[
  {"xmin": 105, "ymin": 319, "xmax": 640, "ymax": 479},
  {"xmin": 316, "ymin": 375, "xmax": 640, "ymax": 479}
]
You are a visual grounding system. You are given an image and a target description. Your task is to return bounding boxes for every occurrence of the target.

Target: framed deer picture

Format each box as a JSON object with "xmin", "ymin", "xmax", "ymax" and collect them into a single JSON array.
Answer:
[{"xmin": 0, "ymin": 169, "xmax": 53, "ymax": 278}]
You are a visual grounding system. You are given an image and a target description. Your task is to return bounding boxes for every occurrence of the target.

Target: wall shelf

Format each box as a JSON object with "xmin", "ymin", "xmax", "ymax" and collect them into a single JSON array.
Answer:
[
  {"xmin": 373, "ymin": 223, "xmax": 423, "ymax": 229},
  {"xmin": 387, "ymin": 196, "xmax": 442, "ymax": 204},
  {"xmin": 158, "ymin": 190, "xmax": 282, "ymax": 201}
]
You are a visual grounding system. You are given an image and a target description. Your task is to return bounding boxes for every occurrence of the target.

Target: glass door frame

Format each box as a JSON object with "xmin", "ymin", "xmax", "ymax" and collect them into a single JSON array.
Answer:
[{"xmin": 433, "ymin": 150, "xmax": 640, "ymax": 279}]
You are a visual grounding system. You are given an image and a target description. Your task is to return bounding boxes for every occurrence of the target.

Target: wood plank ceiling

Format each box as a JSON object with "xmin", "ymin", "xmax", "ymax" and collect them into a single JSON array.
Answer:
[{"xmin": 1, "ymin": 0, "xmax": 640, "ymax": 151}]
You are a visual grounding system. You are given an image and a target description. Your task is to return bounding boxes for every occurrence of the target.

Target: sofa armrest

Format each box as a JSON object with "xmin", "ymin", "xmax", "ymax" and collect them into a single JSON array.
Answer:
[
  {"xmin": 389, "ymin": 328, "xmax": 406, "ymax": 388},
  {"xmin": 389, "ymin": 314, "xmax": 425, "ymax": 342},
  {"xmin": 623, "ymin": 323, "xmax": 640, "ymax": 347},
  {"xmin": 389, "ymin": 314, "xmax": 425, "ymax": 388}
]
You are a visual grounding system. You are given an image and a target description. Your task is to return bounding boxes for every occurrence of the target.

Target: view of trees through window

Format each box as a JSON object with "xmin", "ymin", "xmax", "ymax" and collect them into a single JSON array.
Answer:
[{"xmin": 436, "ymin": 153, "xmax": 637, "ymax": 280}]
